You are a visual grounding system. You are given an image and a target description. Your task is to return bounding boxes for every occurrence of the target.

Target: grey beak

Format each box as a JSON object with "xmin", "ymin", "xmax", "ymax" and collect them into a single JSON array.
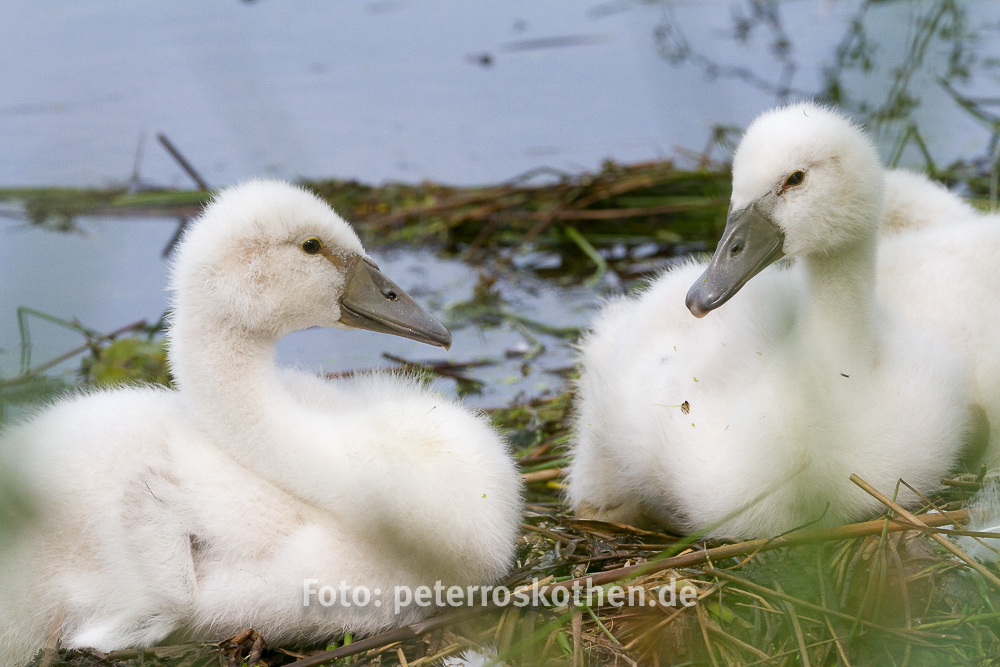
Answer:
[
  {"xmin": 339, "ymin": 259, "xmax": 453, "ymax": 349},
  {"xmin": 685, "ymin": 203, "xmax": 785, "ymax": 317}
]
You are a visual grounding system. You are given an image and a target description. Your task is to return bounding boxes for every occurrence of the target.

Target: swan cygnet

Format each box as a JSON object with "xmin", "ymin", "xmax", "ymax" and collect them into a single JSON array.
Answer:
[
  {"xmin": 567, "ymin": 103, "xmax": 976, "ymax": 538},
  {"xmin": 0, "ymin": 181, "xmax": 521, "ymax": 663}
]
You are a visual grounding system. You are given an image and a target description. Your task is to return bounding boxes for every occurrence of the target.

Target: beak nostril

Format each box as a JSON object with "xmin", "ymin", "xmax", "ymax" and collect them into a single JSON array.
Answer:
[
  {"xmin": 385, "ymin": 290, "xmax": 398, "ymax": 301},
  {"xmin": 730, "ymin": 242, "xmax": 743, "ymax": 256}
]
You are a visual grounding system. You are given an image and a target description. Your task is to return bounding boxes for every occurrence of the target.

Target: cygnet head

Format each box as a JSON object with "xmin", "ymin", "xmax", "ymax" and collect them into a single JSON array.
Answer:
[
  {"xmin": 686, "ymin": 102, "xmax": 884, "ymax": 317},
  {"xmin": 170, "ymin": 180, "xmax": 451, "ymax": 347}
]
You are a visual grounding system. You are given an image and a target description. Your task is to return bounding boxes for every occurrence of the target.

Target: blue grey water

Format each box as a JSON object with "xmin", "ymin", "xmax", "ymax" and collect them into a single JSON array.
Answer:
[{"xmin": 2, "ymin": 0, "xmax": 998, "ymax": 405}]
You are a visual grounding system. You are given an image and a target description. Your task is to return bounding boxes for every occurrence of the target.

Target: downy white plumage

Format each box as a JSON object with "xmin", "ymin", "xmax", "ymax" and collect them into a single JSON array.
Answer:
[
  {"xmin": 955, "ymin": 478, "xmax": 1000, "ymax": 563},
  {"xmin": 880, "ymin": 168, "xmax": 982, "ymax": 235},
  {"xmin": 567, "ymin": 103, "xmax": 977, "ymax": 538},
  {"xmin": 846, "ymin": 169, "xmax": 999, "ymax": 462},
  {"xmin": 439, "ymin": 647, "xmax": 503, "ymax": 667},
  {"xmin": 0, "ymin": 181, "xmax": 521, "ymax": 664},
  {"xmin": 876, "ymin": 190, "xmax": 1000, "ymax": 469}
]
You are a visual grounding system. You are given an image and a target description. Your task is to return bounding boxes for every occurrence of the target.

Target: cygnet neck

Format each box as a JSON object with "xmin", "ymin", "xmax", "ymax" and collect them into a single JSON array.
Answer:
[
  {"xmin": 799, "ymin": 228, "xmax": 878, "ymax": 369},
  {"xmin": 168, "ymin": 304, "xmax": 295, "ymax": 464}
]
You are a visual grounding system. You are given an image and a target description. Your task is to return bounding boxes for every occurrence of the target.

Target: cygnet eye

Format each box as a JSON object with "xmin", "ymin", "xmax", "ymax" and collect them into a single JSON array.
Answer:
[
  {"xmin": 784, "ymin": 170, "xmax": 805, "ymax": 188},
  {"xmin": 383, "ymin": 288, "xmax": 398, "ymax": 301},
  {"xmin": 301, "ymin": 237, "xmax": 323, "ymax": 255}
]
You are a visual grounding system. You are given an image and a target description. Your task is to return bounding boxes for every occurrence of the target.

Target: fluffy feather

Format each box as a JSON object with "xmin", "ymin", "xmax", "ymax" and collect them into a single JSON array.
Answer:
[
  {"xmin": 439, "ymin": 648, "xmax": 502, "ymax": 667},
  {"xmin": 877, "ymin": 209, "xmax": 1000, "ymax": 468},
  {"xmin": 0, "ymin": 181, "xmax": 522, "ymax": 664},
  {"xmin": 955, "ymin": 478, "xmax": 1000, "ymax": 564},
  {"xmin": 880, "ymin": 169, "xmax": 982, "ymax": 235}
]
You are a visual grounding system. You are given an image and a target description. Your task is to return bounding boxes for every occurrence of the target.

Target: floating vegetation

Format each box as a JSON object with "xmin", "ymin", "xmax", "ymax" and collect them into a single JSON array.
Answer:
[
  {"xmin": 0, "ymin": 160, "xmax": 731, "ymax": 280},
  {"xmin": 79, "ymin": 337, "xmax": 171, "ymax": 388},
  {"xmin": 307, "ymin": 161, "xmax": 731, "ymax": 263},
  {"xmin": 0, "ymin": 187, "xmax": 209, "ymax": 232},
  {"xmin": 0, "ymin": 309, "xmax": 166, "ymax": 424},
  {"xmin": 3, "ymin": 156, "xmax": 996, "ymax": 284}
]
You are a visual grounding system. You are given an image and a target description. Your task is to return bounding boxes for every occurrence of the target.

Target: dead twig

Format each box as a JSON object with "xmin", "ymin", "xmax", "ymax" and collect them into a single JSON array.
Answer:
[
  {"xmin": 850, "ymin": 474, "xmax": 1000, "ymax": 590},
  {"xmin": 156, "ymin": 133, "xmax": 210, "ymax": 191},
  {"xmin": 521, "ymin": 468, "xmax": 563, "ymax": 484},
  {"xmin": 156, "ymin": 133, "xmax": 210, "ymax": 256}
]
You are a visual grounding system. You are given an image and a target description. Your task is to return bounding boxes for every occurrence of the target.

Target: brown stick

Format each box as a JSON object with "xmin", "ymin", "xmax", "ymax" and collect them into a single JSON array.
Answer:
[
  {"xmin": 284, "ymin": 509, "xmax": 968, "ymax": 666},
  {"xmin": 775, "ymin": 581, "xmax": 811, "ymax": 667},
  {"xmin": 850, "ymin": 474, "xmax": 1000, "ymax": 589},
  {"xmin": 521, "ymin": 468, "xmax": 563, "ymax": 484},
  {"xmin": 156, "ymin": 133, "xmax": 210, "ymax": 191},
  {"xmin": 941, "ymin": 478, "xmax": 981, "ymax": 490}
]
